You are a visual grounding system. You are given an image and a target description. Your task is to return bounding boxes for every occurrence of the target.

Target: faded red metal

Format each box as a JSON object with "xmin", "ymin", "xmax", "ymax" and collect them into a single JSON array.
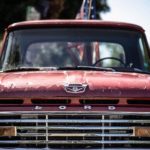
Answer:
[
  {"xmin": 0, "ymin": 105, "xmax": 150, "ymax": 112},
  {"xmin": 0, "ymin": 20, "xmax": 149, "ymax": 113},
  {"xmin": 0, "ymin": 71, "xmax": 149, "ymax": 98},
  {"xmin": 7, "ymin": 20, "xmax": 145, "ymax": 32}
]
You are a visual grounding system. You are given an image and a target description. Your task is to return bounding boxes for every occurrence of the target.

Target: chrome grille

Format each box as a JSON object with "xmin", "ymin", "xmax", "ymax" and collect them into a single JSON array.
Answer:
[{"xmin": 0, "ymin": 112, "xmax": 150, "ymax": 149}]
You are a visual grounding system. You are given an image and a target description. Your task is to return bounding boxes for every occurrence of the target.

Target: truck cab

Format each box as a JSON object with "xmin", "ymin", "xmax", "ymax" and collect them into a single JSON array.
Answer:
[{"xmin": 0, "ymin": 20, "xmax": 150, "ymax": 149}]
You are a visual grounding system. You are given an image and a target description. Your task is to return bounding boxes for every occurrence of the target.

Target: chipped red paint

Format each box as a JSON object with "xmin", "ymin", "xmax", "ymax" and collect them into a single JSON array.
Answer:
[
  {"xmin": 0, "ymin": 20, "xmax": 150, "ymax": 150},
  {"xmin": 0, "ymin": 71, "xmax": 150, "ymax": 98},
  {"xmin": 0, "ymin": 20, "xmax": 150, "ymax": 113}
]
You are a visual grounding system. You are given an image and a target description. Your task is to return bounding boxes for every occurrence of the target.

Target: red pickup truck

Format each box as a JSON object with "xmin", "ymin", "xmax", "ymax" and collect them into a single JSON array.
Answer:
[{"xmin": 0, "ymin": 20, "xmax": 150, "ymax": 149}]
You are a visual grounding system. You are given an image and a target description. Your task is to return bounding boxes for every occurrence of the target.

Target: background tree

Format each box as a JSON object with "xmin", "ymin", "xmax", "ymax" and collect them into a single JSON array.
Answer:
[
  {"xmin": 0, "ymin": 0, "xmax": 110, "ymax": 33},
  {"xmin": 0, "ymin": 0, "xmax": 36, "ymax": 32},
  {"xmin": 37, "ymin": 0, "xmax": 110, "ymax": 19}
]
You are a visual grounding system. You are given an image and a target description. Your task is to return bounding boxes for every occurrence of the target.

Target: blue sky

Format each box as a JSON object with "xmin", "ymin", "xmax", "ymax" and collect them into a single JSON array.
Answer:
[{"xmin": 101, "ymin": 0, "xmax": 150, "ymax": 44}]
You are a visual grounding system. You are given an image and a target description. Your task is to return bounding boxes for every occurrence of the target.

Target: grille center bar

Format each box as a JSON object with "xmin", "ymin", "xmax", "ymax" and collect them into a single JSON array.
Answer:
[
  {"xmin": 102, "ymin": 115, "xmax": 105, "ymax": 149},
  {"xmin": 46, "ymin": 114, "xmax": 49, "ymax": 147}
]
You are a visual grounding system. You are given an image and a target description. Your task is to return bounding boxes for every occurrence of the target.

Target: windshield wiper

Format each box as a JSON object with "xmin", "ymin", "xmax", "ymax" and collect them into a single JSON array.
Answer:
[
  {"xmin": 3, "ymin": 67, "xmax": 57, "ymax": 72},
  {"xmin": 128, "ymin": 68, "xmax": 150, "ymax": 74},
  {"xmin": 4, "ymin": 66, "xmax": 148, "ymax": 74},
  {"xmin": 2, "ymin": 66, "xmax": 115, "ymax": 72},
  {"xmin": 111, "ymin": 67, "xmax": 150, "ymax": 74},
  {"xmin": 57, "ymin": 66, "xmax": 115, "ymax": 71}
]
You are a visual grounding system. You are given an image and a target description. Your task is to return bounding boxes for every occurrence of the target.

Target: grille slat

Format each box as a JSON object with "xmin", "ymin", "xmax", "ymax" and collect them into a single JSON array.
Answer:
[
  {"xmin": 17, "ymin": 126, "xmax": 133, "ymax": 130},
  {"xmin": 17, "ymin": 133, "xmax": 133, "ymax": 137},
  {"xmin": 0, "ymin": 112, "xmax": 150, "ymax": 149},
  {"xmin": 0, "ymin": 119, "xmax": 150, "ymax": 123},
  {"xmin": 0, "ymin": 140, "xmax": 150, "ymax": 144}
]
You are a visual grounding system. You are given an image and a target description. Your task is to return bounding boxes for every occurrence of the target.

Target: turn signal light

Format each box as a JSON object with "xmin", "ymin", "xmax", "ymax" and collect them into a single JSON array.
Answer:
[
  {"xmin": 0, "ymin": 127, "xmax": 16, "ymax": 136},
  {"xmin": 133, "ymin": 127, "xmax": 150, "ymax": 137}
]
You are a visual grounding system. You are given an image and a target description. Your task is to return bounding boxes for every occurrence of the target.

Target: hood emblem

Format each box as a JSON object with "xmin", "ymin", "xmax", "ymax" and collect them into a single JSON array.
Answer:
[{"xmin": 64, "ymin": 84, "xmax": 88, "ymax": 94}]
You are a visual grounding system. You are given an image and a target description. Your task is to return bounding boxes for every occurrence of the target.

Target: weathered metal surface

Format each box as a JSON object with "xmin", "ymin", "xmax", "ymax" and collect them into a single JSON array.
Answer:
[
  {"xmin": 0, "ymin": 19, "xmax": 149, "ymax": 150},
  {"xmin": 0, "ymin": 71, "xmax": 149, "ymax": 98}
]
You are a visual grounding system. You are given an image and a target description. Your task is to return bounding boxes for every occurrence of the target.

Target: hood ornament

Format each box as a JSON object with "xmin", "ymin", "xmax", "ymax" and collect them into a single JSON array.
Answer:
[{"xmin": 64, "ymin": 83, "xmax": 88, "ymax": 94}]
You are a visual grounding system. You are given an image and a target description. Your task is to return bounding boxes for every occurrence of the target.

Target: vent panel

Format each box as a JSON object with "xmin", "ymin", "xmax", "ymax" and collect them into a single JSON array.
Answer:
[
  {"xmin": 127, "ymin": 100, "xmax": 150, "ymax": 105},
  {"xmin": 0, "ymin": 99, "xmax": 23, "ymax": 104},
  {"xmin": 31, "ymin": 99, "xmax": 71, "ymax": 105},
  {"xmin": 80, "ymin": 99, "xmax": 119, "ymax": 105}
]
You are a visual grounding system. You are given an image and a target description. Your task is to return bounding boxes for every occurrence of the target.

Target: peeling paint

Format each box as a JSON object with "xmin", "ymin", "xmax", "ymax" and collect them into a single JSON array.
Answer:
[{"xmin": 0, "ymin": 71, "xmax": 149, "ymax": 98}]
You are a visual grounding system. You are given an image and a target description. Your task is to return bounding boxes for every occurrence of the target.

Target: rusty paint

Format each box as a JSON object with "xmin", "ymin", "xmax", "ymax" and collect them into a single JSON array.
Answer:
[
  {"xmin": 0, "ymin": 71, "xmax": 149, "ymax": 98},
  {"xmin": 0, "ymin": 20, "xmax": 149, "ymax": 114}
]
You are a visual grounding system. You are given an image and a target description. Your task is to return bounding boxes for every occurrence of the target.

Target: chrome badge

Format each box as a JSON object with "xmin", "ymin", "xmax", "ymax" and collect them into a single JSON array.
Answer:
[
  {"xmin": 108, "ymin": 106, "xmax": 116, "ymax": 111},
  {"xmin": 64, "ymin": 84, "xmax": 88, "ymax": 94}
]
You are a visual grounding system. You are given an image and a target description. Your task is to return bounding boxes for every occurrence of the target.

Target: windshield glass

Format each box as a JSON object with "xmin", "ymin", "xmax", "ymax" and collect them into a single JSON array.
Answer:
[{"xmin": 1, "ymin": 28, "xmax": 150, "ymax": 71}]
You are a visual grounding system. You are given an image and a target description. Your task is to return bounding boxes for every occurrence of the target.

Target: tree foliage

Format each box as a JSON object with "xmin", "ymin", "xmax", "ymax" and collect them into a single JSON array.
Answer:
[
  {"xmin": 0, "ymin": 0, "xmax": 110, "ymax": 32},
  {"xmin": 0, "ymin": 0, "xmax": 36, "ymax": 32}
]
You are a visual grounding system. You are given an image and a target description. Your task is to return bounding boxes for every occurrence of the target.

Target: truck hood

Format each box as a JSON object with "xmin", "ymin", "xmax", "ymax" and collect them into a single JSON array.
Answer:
[{"xmin": 0, "ymin": 71, "xmax": 150, "ymax": 98}]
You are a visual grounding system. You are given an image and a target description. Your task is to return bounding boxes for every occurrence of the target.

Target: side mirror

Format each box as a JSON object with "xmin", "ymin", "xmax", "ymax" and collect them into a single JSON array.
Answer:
[
  {"xmin": 0, "ymin": 31, "xmax": 6, "ymax": 56},
  {"xmin": 0, "ymin": 39, "xmax": 2, "ymax": 55},
  {"xmin": 0, "ymin": 34, "xmax": 2, "ymax": 50}
]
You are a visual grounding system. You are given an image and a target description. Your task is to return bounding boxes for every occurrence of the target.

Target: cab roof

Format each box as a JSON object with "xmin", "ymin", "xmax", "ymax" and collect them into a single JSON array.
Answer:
[{"xmin": 7, "ymin": 20, "xmax": 144, "ymax": 33}]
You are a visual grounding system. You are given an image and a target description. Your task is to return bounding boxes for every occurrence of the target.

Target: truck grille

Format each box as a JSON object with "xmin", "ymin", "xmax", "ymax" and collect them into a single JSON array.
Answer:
[{"xmin": 0, "ymin": 112, "xmax": 150, "ymax": 149}]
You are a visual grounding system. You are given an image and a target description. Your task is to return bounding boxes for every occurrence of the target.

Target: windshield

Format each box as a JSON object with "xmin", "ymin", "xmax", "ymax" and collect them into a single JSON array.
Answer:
[{"xmin": 1, "ymin": 28, "xmax": 150, "ymax": 71}]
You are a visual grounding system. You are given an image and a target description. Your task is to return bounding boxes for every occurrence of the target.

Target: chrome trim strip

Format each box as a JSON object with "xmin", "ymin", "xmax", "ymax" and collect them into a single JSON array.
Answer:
[
  {"xmin": 17, "ymin": 133, "xmax": 132, "ymax": 137},
  {"xmin": 0, "ymin": 119, "xmax": 150, "ymax": 123},
  {"xmin": 17, "ymin": 126, "xmax": 133, "ymax": 130},
  {"xmin": 0, "ymin": 140, "xmax": 149, "ymax": 144},
  {"xmin": 0, "ymin": 111, "xmax": 150, "ymax": 115},
  {"xmin": 0, "ymin": 147, "xmax": 149, "ymax": 150}
]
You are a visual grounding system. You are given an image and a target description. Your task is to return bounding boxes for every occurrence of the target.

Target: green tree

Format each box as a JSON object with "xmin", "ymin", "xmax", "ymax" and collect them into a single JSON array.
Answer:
[
  {"xmin": 0, "ymin": 0, "xmax": 36, "ymax": 32},
  {"xmin": 39, "ymin": 0, "xmax": 110, "ymax": 19},
  {"xmin": 0, "ymin": 0, "xmax": 110, "ymax": 32}
]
